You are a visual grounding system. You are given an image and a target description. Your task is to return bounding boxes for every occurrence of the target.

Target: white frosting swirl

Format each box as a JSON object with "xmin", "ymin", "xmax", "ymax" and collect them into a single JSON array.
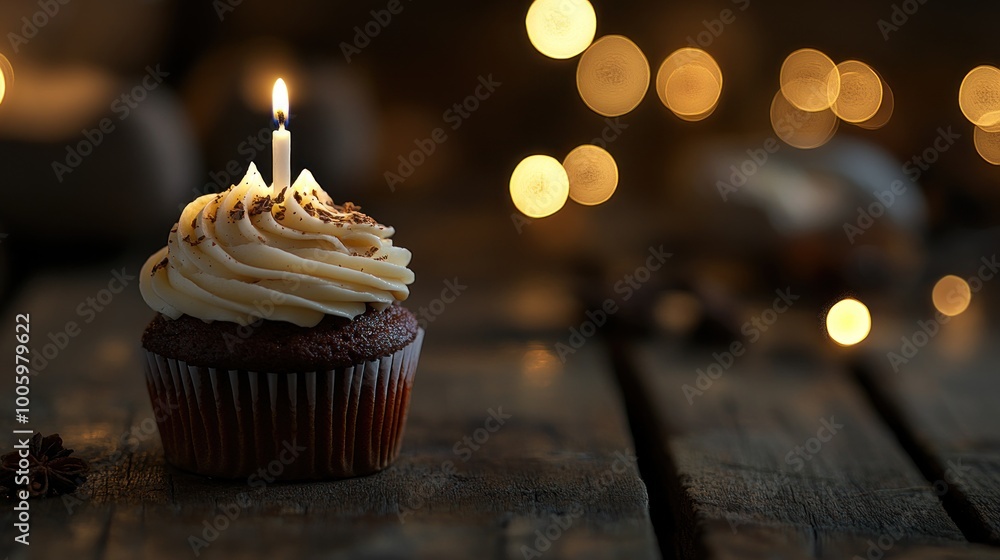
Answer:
[{"xmin": 140, "ymin": 163, "xmax": 413, "ymax": 327}]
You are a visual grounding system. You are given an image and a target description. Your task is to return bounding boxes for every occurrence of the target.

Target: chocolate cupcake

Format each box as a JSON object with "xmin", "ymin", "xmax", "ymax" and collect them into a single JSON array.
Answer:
[{"xmin": 138, "ymin": 163, "xmax": 422, "ymax": 480}]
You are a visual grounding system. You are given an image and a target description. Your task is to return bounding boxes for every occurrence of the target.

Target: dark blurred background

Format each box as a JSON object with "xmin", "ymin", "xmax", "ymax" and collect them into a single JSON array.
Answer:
[{"xmin": 1, "ymin": 0, "xmax": 998, "ymax": 351}]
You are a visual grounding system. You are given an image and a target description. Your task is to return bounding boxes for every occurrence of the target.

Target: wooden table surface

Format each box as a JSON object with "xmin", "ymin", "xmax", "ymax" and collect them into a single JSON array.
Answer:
[{"xmin": 1, "ymin": 267, "xmax": 998, "ymax": 559}]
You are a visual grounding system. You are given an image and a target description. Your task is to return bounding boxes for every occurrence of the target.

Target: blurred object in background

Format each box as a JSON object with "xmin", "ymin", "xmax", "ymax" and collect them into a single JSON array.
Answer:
[
  {"xmin": 668, "ymin": 135, "xmax": 927, "ymax": 301},
  {"xmin": 0, "ymin": 0, "xmax": 172, "ymax": 73},
  {"xmin": 0, "ymin": 60, "xmax": 199, "ymax": 244},
  {"xmin": 0, "ymin": 0, "xmax": 195, "ymax": 248},
  {"xmin": 587, "ymin": 134, "xmax": 931, "ymax": 346}
]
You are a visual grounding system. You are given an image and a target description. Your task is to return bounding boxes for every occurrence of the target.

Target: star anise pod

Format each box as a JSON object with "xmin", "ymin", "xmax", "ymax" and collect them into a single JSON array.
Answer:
[{"xmin": 0, "ymin": 433, "xmax": 89, "ymax": 498}]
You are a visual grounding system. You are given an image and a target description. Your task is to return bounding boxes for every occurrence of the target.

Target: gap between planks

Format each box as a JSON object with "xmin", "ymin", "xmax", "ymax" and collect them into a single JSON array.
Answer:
[{"xmin": 853, "ymin": 361, "xmax": 1000, "ymax": 547}]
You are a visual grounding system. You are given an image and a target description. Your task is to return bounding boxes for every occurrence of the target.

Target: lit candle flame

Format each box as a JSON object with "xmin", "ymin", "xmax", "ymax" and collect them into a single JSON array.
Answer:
[
  {"xmin": 273, "ymin": 78, "xmax": 289, "ymax": 126},
  {"xmin": 271, "ymin": 77, "xmax": 291, "ymax": 191}
]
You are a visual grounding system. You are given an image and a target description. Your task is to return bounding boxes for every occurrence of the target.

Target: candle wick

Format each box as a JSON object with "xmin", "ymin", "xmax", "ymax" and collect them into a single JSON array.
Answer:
[{"xmin": 277, "ymin": 110, "xmax": 286, "ymax": 127}]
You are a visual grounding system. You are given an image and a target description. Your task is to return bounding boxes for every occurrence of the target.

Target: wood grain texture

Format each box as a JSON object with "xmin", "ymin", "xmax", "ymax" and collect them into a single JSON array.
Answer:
[
  {"xmin": 622, "ymin": 340, "xmax": 974, "ymax": 560},
  {"xmin": 861, "ymin": 335, "xmax": 1000, "ymax": 545},
  {"xmin": 0, "ymin": 270, "xmax": 657, "ymax": 559}
]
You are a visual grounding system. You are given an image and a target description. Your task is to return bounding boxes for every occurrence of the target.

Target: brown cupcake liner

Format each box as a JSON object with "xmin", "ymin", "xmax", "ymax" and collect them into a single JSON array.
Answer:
[{"xmin": 142, "ymin": 329, "xmax": 423, "ymax": 480}]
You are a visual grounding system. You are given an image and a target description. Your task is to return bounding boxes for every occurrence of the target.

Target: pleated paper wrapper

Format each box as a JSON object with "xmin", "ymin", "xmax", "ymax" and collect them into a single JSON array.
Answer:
[{"xmin": 142, "ymin": 329, "xmax": 424, "ymax": 480}]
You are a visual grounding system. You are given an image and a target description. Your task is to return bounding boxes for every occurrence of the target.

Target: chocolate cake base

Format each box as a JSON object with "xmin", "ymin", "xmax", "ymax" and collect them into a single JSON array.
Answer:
[
  {"xmin": 142, "ymin": 304, "xmax": 419, "ymax": 373},
  {"xmin": 140, "ymin": 307, "xmax": 423, "ymax": 480}
]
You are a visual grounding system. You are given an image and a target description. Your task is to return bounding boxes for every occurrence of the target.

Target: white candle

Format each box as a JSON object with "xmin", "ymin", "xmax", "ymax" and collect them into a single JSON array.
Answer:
[{"xmin": 272, "ymin": 78, "xmax": 291, "ymax": 192}]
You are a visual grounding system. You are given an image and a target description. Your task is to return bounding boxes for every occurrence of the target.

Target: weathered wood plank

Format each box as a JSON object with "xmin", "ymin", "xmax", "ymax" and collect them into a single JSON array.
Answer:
[
  {"xmin": 860, "ymin": 327, "xmax": 1000, "ymax": 545},
  {"xmin": 621, "ymin": 340, "xmax": 973, "ymax": 560},
  {"xmin": 0, "ymin": 270, "xmax": 657, "ymax": 559}
]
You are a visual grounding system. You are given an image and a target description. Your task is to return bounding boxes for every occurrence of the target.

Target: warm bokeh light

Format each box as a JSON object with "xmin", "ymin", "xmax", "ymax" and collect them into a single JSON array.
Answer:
[
  {"xmin": 770, "ymin": 90, "xmax": 839, "ymax": 149},
  {"xmin": 97, "ymin": 336, "xmax": 132, "ymax": 367},
  {"xmin": 510, "ymin": 155, "xmax": 570, "ymax": 218},
  {"xmin": 525, "ymin": 0, "xmax": 597, "ymax": 60},
  {"xmin": 831, "ymin": 60, "xmax": 883, "ymax": 123},
  {"xmin": 974, "ymin": 125, "xmax": 1000, "ymax": 165},
  {"xmin": 564, "ymin": 144, "xmax": 619, "ymax": 205},
  {"xmin": 0, "ymin": 54, "xmax": 12, "ymax": 106},
  {"xmin": 674, "ymin": 105, "xmax": 719, "ymax": 122},
  {"xmin": 576, "ymin": 35, "xmax": 650, "ymax": 117},
  {"xmin": 655, "ymin": 48, "xmax": 722, "ymax": 120},
  {"xmin": 666, "ymin": 65, "xmax": 720, "ymax": 118},
  {"xmin": 272, "ymin": 78, "xmax": 289, "ymax": 122},
  {"xmin": 780, "ymin": 48, "xmax": 841, "ymax": 112},
  {"xmin": 522, "ymin": 345, "xmax": 562, "ymax": 388},
  {"xmin": 826, "ymin": 298, "xmax": 872, "ymax": 346},
  {"xmin": 959, "ymin": 65, "xmax": 1000, "ymax": 129},
  {"xmin": 854, "ymin": 73, "xmax": 894, "ymax": 130},
  {"xmin": 654, "ymin": 290, "xmax": 703, "ymax": 334},
  {"xmin": 0, "ymin": 66, "xmax": 115, "ymax": 141},
  {"xmin": 932, "ymin": 275, "xmax": 972, "ymax": 317},
  {"xmin": 506, "ymin": 278, "xmax": 578, "ymax": 330}
]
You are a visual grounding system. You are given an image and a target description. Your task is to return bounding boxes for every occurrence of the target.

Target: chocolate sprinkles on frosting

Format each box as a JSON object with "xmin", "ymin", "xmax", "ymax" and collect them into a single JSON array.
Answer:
[
  {"xmin": 228, "ymin": 200, "xmax": 246, "ymax": 221},
  {"xmin": 150, "ymin": 257, "xmax": 169, "ymax": 275}
]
